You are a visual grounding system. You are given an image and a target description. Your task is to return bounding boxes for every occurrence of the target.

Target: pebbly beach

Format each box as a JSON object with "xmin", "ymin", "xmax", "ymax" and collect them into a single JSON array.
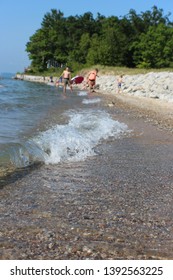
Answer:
[{"xmin": 0, "ymin": 71, "xmax": 173, "ymax": 260}]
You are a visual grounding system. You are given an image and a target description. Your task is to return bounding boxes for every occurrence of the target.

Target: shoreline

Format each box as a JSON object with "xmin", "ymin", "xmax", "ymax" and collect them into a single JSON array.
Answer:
[
  {"xmin": 1, "ymin": 74, "xmax": 173, "ymax": 182},
  {"xmin": 1, "ymin": 94, "xmax": 173, "ymax": 259},
  {"xmin": 102, "ymin": 93, "xmax": 173, "ymax": 133},
  {"xmin": 16, "ymin": 71, "xmax": 173, "ymax": 122},
  {"xmin": 0, "ymin": 73, "xmax": 173, "ymax": 259}
]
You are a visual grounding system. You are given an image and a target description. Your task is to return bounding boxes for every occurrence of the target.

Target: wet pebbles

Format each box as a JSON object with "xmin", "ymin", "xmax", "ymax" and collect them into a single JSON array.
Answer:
[{"xmin": 0, "ymin": 95, "xmax": 173, "ymax": 260}]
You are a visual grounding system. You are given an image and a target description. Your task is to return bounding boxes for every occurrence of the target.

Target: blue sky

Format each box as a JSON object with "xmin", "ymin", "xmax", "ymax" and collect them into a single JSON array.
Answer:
[{"xmin": 0, "ymin": 0, "xmax": 172, "ymax": 73}]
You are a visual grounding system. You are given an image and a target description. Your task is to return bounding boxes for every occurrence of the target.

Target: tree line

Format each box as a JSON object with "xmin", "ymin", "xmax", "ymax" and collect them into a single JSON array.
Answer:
[{"xmin": 26, "ymin": 6, "xmax": 173, "ymax": 72}]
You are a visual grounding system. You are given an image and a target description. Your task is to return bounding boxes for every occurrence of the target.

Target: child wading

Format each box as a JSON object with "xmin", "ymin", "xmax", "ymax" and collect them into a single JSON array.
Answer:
[{"xmin": 117, "ymin": 75, "xmax": 123, "ymax": 94}]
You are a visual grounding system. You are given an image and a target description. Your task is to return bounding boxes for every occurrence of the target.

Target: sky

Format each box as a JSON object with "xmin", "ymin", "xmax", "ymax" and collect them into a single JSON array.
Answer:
[{"xmin": 0, "ymin": 0, "xmax": 172, "ymax": 73}]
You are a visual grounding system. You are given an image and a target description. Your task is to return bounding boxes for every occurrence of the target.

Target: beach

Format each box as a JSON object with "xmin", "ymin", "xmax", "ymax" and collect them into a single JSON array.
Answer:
[{"xmin": 0, "ymin": 73, "xmax": 173, "ymax": 259}]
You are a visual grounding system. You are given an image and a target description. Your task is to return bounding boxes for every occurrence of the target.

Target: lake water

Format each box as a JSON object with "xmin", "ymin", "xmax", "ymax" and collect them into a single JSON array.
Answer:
[{"xmin": 0, "ymin": 74, "xmax": 129, "ymax": 170}]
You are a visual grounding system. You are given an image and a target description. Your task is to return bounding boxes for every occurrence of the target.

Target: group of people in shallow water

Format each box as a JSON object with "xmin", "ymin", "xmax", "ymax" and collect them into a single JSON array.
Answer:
[
  {"xmin": 50, "ymin": 67, "xmax": 123, "ymax": 94},
  {"xmin": 53, "ymin": 67, "xmax": 99, "ymax": 94}
]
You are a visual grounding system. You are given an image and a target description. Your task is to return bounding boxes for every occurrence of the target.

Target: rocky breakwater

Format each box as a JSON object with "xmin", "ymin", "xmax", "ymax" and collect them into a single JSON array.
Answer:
[
  {"xmin": 16, "ymin": 71, "xmax": 173, "ymax": 103},
  {"xmin": 95, "ymin": 72, "xmax": 173, "ymax": 135},
  {"xmin": 15, "ymin": 74, "xmax": 54, "ymax": 83},
  {"xmin": 97, "ymin": 71, "xmax": 173, "ymax": 103}
]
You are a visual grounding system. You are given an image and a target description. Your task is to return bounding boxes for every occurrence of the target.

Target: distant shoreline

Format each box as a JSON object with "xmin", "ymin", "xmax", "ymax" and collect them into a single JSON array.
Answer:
[
  {"xmin": 15, "ymin": 72, "xmax": 173, "ymax": 131},
  {"xmin": 16, "ymin": 71, "xmax": 173, "ymax": 101},
  {"xmin": 1, "ymin": 83, "xmax": 173, "ymax": 259}
]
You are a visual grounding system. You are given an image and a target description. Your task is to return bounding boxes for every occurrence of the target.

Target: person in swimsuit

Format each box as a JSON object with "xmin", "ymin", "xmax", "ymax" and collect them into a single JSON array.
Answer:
[
  {"xmin": 117, "ymin": 75, "xmax": 123, "ymax": 93},
  {"xmin": 87, "ymin": 68, "xmax": 99, "ymax": 92},
  {"xmin": 61, "ymin": 67, "xmax": 72, "ymax": 93}
]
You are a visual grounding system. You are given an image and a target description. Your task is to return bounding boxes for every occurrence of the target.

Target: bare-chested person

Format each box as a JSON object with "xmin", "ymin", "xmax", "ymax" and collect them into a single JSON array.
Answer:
[
  {"xmin": 117, "ymin": 75, "xmax": 123, "ymax": 93},
  {"xmin": 87, "ymin": 68, "xmax": 99, "ymax": 92},
  {"xmin": 61, "ymin": 67, "xmax": 72, "ymax": 93}
]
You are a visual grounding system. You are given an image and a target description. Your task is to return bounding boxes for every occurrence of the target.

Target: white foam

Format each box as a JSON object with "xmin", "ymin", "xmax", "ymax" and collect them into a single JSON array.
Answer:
[
  {"xmin": 82, "ymin": 98, "xmax": 101, "ymax": 104},
  {"xmin": 77, "ymin": 91, "xmax": 88, "ymax": 96},
  {"xmin": 33, "ymin": 109, "xmax": 129, "ymax": 164}
]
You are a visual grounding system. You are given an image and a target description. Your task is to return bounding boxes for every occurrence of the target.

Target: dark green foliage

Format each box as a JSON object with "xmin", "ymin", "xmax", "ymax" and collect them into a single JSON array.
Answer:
[
  {"xmin": 132, "ymin": 24, "xmax": 173, "ymax": 68},
  {"xmin": 25, "ymin": 6, "xmax": 173, "ymax": 71}
]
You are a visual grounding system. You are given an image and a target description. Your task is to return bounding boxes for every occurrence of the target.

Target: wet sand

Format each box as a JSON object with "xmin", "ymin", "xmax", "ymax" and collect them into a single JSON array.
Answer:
[{"xmin": 0, "ymin": 93, "xmax": 173, "ymax": 260}]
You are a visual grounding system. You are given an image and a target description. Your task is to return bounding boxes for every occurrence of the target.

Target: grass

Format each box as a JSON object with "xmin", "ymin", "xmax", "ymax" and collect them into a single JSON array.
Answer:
[
  {"xmin": 23, "ymin": 65, "xmax": 173, "ymax": 78},
  {"xmin": 79, "ymin": 65, "xmax": 173, "ymax": 76}
]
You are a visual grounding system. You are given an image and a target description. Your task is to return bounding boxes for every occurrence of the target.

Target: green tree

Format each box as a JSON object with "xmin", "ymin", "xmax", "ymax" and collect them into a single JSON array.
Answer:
[
  {"xmin": 25, "ymin": 6, "xmax": 173, "ymax": 72},
  {"xmin": 26, "ymin": 29, "xmax": 48, "ymax": 70},
  {"xmin": 86, "ymin": 34, "xmax": 101, "ymax": 65},
  {"xmin": 132, "ymin": 24, "xmax": 173, "ymax": 68},
  {"xmin": 41, "ymin": 9, "xmax": 67, "ymax": 65},
  {"xmin": 97, "ymin": 17, "xmax": 128, "ymax": 66},
  {"xmin": 26, "ymin": 9, "xmax": 67, "ymax": 70},
  {"xmin": 75, "ymin": 33, "xmax": 91, "ymax": 64},
  {"xmin": 141, "ymin": 5, "xmax": 171, "ymax": 28}
]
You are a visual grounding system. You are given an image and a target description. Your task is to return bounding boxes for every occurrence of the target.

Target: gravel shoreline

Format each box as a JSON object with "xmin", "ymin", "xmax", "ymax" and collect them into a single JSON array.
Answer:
[
  {"xmin": 0, "ymin": 91, "xmax": 173, "ymax": 260},
  {"xmin": 103, "ymin": 93, "xmax": 173, "ymax": 133}
]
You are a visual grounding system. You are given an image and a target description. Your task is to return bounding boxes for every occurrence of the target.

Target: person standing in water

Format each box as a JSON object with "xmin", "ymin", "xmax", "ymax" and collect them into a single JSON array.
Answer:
[
  {"xmin": 87, "ymin": 68, "xmax": 99, "ymax": 92},
  {"xmin": 61, "ymin": 67, "xmax": 72, "ymax": 93},
  {"xmin": 117, "ymin": 75, "xmax": 123, "ymax": 94}
]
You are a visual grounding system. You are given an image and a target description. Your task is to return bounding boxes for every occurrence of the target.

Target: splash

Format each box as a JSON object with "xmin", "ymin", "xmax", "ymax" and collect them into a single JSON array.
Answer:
[
  {"xmin": 82, "ymin": 98, "xmax": 101, "ymax": 104},
  {"xmin": 33, "ymin": 109, "xmax": 129, "ymax": 164},
  {"xmin": 77, "ymin": 91, "xmax": 88, "ymax": 96}
]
